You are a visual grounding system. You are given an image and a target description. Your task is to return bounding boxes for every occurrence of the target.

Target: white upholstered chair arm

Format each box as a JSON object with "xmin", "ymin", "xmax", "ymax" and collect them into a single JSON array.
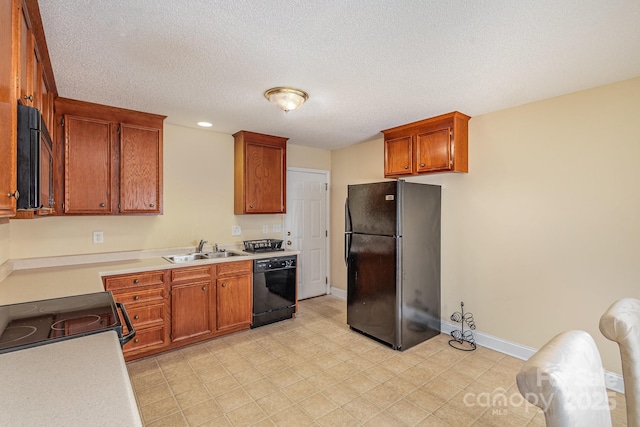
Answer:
[
  {"xmin": 600, "ymin": 297, "xmax": 640, "ymax": 427},
  {"xmin": 516, "ymin": 330, "xmax": 612, "ymax": 427}
]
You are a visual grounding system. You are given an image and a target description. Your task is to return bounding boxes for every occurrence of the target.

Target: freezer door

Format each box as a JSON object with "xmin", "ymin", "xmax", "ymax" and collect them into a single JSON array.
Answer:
[
  {"xmin": 347, "ymin": 181, "xmax": 398, "ymax": 236},
  {"xmin": 347, "ymin": 233, "xmax": 398, "ymax": 348}
]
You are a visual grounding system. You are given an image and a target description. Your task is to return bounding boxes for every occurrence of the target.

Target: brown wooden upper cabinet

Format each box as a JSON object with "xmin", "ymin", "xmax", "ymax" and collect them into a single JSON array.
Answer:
[
  {"xmin": 382, "ymin": 111, "xmax": 470, "ymax": 177},
  {"xmin": 233, "ymin": 130, "xmax": 287, "ymax": 214},
  {"xmin": 1, "ymin": 0, "xmax": 57, "ymax": 218},
  {"xmin": 55, "ymin": 98, "xmax": 165, "ymax": 215}
]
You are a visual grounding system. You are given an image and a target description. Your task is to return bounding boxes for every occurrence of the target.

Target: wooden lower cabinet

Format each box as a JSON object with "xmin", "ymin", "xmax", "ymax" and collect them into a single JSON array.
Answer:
[
  {"xmin": 170, "ymin": 265, "xmax": 215, "ymax": 344},
  {"xmin": 103, "ymin": 270, "xmax": 170, "ymax": 361},
  {"xmin": 217, "ymin": 274, "xmax": 252, "ymax": 333},
  {"xmin": 216, "ymin": 260, "xmax": 252, "ymax": 332},
  {"xmin": 105, "ymin": 261, "xmax": 254, "ymax": 360}
]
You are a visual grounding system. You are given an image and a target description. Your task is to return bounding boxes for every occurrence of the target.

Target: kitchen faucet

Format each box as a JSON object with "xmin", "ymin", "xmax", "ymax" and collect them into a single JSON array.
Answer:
[{"xmin": 196, "ymin": 240, "xmax": 207, "ymax": 253}]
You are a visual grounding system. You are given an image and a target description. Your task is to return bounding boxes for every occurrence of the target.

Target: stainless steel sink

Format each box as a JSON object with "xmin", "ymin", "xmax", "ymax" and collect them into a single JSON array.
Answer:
[{"xmin": 163, "ymin": 251, "xmax": 247, "ymax": 264}]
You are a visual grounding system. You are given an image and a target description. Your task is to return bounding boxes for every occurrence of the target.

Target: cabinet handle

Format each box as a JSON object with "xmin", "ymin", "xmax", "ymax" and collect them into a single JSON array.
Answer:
[
  {"xmin": 134, "ymin": 338, "xmax": 139, "ymax": 344},
  {"xmin": 100, "ymin": 203, "xmax": 105, "ymax": 207},
  {"xmin": 149, "ymin": 204, "xmax": 155, "ymax": 208},
  {"xmin": 133, "ymin": 279, "xmax": 139, "ymax": 284},
  {"xmin": 23, "ymin": 95, "xmax": 33, "ymax": 102},
  {"xmin": 7, "ymin": 190, "xmax": 19, "ymax": 200},
  {"xmin": 134, "ymin": 295, "xmax": 140, "ymax": 301},
  {"xmin": 404, "ymin": 165, "xmax": 408, "ymax": 169},
  {"xmin": 202, "ymin": 286, "xmax": 207, "ymax": 291},
  {"xmin": 134, "ymin": 315, "xmax": 139, "ymax": 320},
  {"xmin": 221, "ymin": 283, "xmax": 226, "ymax": 288},
  {"xmin": 249, "ymin": 204, "xmax": 254, "ymax": 209},
  {"xmin": 420, "ymin": 163, "xmax": 425, "ymax": 167}
]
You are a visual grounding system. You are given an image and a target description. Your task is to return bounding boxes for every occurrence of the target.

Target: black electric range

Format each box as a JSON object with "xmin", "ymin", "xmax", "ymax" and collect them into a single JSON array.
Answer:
[{"xmin": 0, "ymin": 291, "xmax": 135, "ymax": 354}]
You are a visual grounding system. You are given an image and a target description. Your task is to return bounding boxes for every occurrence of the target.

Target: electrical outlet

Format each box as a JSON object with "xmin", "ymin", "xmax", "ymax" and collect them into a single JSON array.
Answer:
[
  {"xmin": 92, "ymin": 231, "xmax": 104, "ymax": 244},
  {"xmin": 262, "ymin": 225, "xmax": 269, "ymax": 233},
  {"xmin": 231, "ymin": 225, "xmax": 241, "ymax": 236},
  {"xmin": 273, "ymin": 224, "xmax": 281, "ymax": 233}
]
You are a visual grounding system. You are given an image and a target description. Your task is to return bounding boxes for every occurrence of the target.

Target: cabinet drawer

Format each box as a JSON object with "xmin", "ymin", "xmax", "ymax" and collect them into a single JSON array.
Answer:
[
  {"xmin": 217, "ymin": 260, "xmax": 252, "ymax": 277},
  {"xmin": 128, "ymin": 303, "xmax": 165, "ymax": 327},
  {"xmin": 112, "ymin": 287, "xmax": 164, "ymax": 305},
  {"xmin": 171, "ymin": 265, "xmax": 212, "ymax": 282},
  {"xmin": 104, "ymin": 271, "xmax": 165, "ymax": 290},
  {"xmin": 123, "ymin": 325, "xmax": 166, "ymax": 353}
]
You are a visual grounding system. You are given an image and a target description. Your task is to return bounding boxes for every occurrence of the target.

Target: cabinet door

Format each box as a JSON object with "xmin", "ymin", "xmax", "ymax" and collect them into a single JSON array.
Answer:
[
  {"xmin": 120, "ymin": 124, "xmax": 162, "ymax": 213},
  {"xmin": 245, "ymin": 142, "xmax": 285, "ymax": 213},
  {"xmin": 217, "ymin": 275, "xmax": 252, "ymax": 332},
  {"xmin": 0, "ymin": 0, "xmax": 17, "ymax": 217},
  {"xmin": 384, "ymin": 136, "xmax": 413, "ymax": 176},
  {"xmin": 416, "ymin": 128, "xmax": 452, "ymax": 173},
  {"xmin": 171, "ymin": 280, "xmax": 214, "ymax": 342},
  {"xmin": 18, "ymin": 3, "xmax": 34, "ymax": 105},
  {"xmin": 64, "ymin": 115, "xmax": 112, "ymax": 213}
]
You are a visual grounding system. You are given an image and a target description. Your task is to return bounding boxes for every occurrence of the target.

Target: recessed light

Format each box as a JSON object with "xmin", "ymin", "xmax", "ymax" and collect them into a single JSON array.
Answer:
[{"xmin": 197, "ymin": 121, "xmax": 213, "ymax": 127}]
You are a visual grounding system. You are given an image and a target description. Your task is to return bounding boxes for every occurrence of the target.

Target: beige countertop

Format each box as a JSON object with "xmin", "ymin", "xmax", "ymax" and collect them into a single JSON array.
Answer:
[
  {"xmin": 0, "ymin": 249, "xmax": 299, "ymax": 305},
  {"xmin": 0, "ymin": 331, "xmax": 142, "ymax": 427}
]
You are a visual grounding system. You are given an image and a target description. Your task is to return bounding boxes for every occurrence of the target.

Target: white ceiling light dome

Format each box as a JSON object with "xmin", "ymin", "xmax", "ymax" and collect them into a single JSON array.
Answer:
[{"xmin": 264, "ymin": 87, "xmax": 309, "ymax": 112}]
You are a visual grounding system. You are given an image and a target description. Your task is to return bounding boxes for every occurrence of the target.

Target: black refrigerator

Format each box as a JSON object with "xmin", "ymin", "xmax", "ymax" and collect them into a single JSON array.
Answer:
[{"xmin": 345, "ymin": 180, "xmax": 441, "ymax": 350}]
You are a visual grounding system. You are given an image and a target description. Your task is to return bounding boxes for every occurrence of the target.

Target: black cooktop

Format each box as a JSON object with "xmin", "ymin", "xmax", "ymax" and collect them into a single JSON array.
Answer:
[{"xmin": 0, "ymin": 292, "xmax": 123, "ymax": 354}]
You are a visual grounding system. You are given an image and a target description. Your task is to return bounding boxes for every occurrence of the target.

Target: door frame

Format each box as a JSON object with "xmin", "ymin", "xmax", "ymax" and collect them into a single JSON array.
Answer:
[{"xmin": 286, "ymin": 167, "xmax": 331, "ymax": 296}]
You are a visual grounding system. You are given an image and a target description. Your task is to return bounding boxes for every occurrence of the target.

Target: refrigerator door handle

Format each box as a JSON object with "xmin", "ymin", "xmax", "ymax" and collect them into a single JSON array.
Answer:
[
  {"xmin": 345, "ymin": 197, "xmax": 353, "ymax": 266},
  {"xmin": 344, "ymin": 197, "xmax": 352, "ymax": 232},
  {"xmin": 344, "ymin": 232, "xmax": 351, "ymax": 267}
]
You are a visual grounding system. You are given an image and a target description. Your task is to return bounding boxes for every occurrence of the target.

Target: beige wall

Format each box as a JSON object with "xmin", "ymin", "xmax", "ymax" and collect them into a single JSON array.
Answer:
[
  {"xmin": 330, "ymin": 77, "xmax": 640, "ymax": 373},
  {"xmin": 7, "ymin": 125, "xmax": 330, "ymax": 259},
  {"xmin": 0, "ymin": 220, "xmax": 8, "ymax": 265}
]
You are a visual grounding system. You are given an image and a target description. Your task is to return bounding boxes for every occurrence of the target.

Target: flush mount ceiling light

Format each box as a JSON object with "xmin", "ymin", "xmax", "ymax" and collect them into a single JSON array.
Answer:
[
  {"xmin": 197, "ymin": 121, "xmax": 213, "ymax": 127},
  {"xmin": 264, "ymin": 87, "xmax": 309, "ymax": 112}
]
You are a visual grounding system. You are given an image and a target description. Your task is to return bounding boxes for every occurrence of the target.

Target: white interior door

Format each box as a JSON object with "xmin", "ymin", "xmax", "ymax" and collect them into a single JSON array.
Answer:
[{"xmin": 285, "ymin": 169, "xmax": 328, "ymax": 300}]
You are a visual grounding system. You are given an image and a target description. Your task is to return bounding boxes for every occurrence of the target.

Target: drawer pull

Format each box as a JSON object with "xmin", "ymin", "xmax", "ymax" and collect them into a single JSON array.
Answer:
[
  {"xmin": 134, "ymin": 315, "xmax": 139, "ymax": 320},
  {"xmin": 134, "ymin": 338, "xmax": 139, "ymax": 343},
  {"xmin": 221, "ymin": 283, "xmax": 226, "ymax": 288},
  {"xmin": 100, "ymin": 203, "xmax": 105, "ymax": 207},
  {"xmin": 150, "ymin": 204, "xmax": 155, "ymax": 208},
  {"xmin": 420, "ymin": 163, "xmax": 425, "ymax": 167},
  {"xmin": 404, "ymin": 165, "xmax": 408, "ymax": 169},
  {"xmin": 134, "ymin": 295, "xmax": 140, "ymax": 301},
  {"xmin": 202, "ymin": 286, "xmax": 207, "ymax": 291},
  {"xmin": 133, "ymin": 279, "xmax": 139, "ymax": 284}
]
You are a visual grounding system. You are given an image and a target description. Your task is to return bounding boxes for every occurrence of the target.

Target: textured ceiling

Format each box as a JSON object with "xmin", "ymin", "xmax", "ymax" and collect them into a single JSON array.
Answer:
[{"xmin": 38, "ymin": 0, "xmax": 640, "ymax": 150}]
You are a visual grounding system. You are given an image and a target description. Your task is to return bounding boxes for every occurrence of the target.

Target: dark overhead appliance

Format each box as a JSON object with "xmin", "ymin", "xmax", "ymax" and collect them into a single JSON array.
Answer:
[
  {"xmin": 345, "ymin": 180, "xmax": 441, "ymax": 350},
  {"xmin": 0, "ymin": 292, "xmax": 135, "ymax": 354},
  {"xmin": 252, "ymin": 255, "xmax": 297, "ymax": 328},
  {"xmin": 16, "ymin": 103, "xmax": 54, "ymax": 210}
]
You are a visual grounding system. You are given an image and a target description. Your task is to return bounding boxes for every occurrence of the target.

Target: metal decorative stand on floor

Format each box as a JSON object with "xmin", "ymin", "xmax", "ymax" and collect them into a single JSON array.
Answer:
[{"xmin": 449, "ymin": 301, "xmax": 477, "ymax": 351}]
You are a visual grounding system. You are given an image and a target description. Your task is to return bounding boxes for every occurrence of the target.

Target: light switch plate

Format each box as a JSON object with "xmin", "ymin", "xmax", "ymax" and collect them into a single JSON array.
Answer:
[
  {"xmin": 273, "ymin": 224, "xmax": 281, "ymax": 233},
  {"xmin": 93, "ymin": 231, "xmax": 104, "ymax": 244},
  {"xmin": 231, "ymin": 225, "xmax": 241, "ymax": 236},
  {"xmin": 262, "ymin": 225, "xmax": 269, "ymax": 233}
]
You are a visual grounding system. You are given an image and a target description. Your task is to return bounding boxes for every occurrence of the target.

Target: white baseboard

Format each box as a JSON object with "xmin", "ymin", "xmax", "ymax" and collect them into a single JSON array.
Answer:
[
  {"xmin": 330, "ymin": 286, "xmax": 346, "ymax": 300},
  {"xmin": 326, "ymin": 288, "xmax": 625, "ymax": 394}
]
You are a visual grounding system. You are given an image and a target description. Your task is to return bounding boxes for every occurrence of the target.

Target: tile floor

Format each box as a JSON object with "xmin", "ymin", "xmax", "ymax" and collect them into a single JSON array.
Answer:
[{"xmin": 127, "ymin": 296, "xmax": 627, "ymax": 426}]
